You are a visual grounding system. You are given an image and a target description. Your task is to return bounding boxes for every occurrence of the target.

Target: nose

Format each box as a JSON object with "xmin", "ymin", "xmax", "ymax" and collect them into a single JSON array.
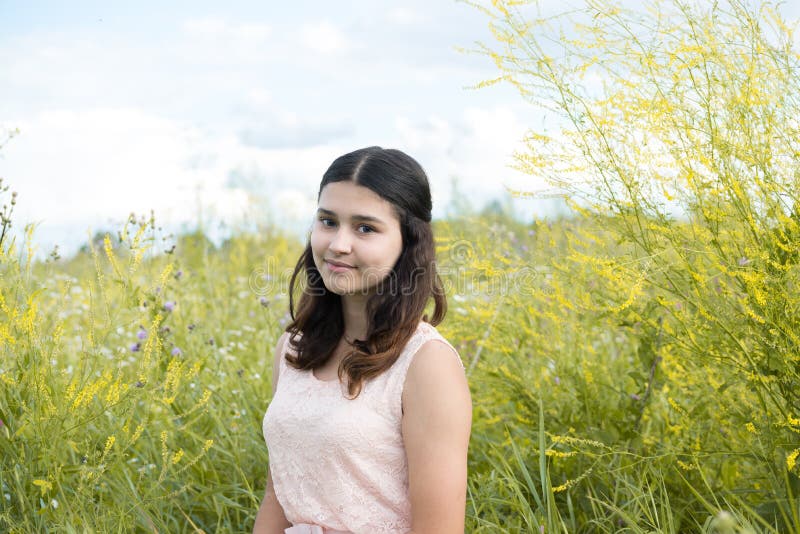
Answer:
[{"xmin": 328, "ymin": 227, "xmax": 352, "ymax": 254}]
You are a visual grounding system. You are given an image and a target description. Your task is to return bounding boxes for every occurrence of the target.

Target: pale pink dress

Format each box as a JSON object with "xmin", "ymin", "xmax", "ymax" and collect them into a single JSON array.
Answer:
[{"xmin": 262, "ymin": 321, "xmax": 462, "ymax": 534}]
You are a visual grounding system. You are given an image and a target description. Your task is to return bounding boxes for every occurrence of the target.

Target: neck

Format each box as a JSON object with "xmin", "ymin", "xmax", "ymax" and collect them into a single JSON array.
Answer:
[{"xmin": 340, "ymin": 293, "xmax": 369, "ymax": 341}]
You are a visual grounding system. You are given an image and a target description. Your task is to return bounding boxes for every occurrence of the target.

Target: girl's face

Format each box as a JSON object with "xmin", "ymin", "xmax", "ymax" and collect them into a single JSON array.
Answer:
[{"xmin": 311, "ymin": 181, "xmax": 404, "ymax": 296}]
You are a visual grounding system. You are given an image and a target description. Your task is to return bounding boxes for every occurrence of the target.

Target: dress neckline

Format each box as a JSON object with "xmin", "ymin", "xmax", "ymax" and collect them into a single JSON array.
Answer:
[
  {"xmin": 302, "ymin": 321, "xmax": 431, "ymax": 385},
  {"xmin": 311, "ymin": 369, "xmax": 342, "ymax": 384}
]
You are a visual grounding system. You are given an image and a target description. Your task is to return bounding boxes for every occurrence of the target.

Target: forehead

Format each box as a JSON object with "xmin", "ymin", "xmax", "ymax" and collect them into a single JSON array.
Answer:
[{"xmin": 317, "ymin": 181, "xmax": 399, "ymax": 221}]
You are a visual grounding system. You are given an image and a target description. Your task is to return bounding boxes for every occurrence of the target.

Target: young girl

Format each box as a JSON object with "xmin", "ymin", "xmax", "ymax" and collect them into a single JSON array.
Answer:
[{"xmin": 254, "ymin": 147, "xmax": 472, "ymax": 534}]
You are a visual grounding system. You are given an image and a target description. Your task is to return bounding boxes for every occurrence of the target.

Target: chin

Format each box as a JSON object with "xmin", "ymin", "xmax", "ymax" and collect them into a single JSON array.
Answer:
[
  {"xmin": 322, "ymin": 279, "xmax": 358, "ymax": 295},
  {"xmin": 325, "ymin": 281, "xmax": 373, "ymax": 296}
]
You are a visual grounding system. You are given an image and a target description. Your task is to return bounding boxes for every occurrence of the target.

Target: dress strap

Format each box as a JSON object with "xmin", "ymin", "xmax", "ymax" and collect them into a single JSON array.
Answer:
[
  {"xmin": 397, "ymin": 322, "xmax": 463, "ymax": 376},
  {"xmin": 278, "ymin": 332, "xmax": 291, "ymax": 377}
]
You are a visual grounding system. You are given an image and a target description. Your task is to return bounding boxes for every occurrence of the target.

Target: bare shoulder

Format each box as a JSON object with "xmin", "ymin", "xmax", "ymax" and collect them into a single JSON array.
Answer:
[
  {"xmin": 403, "ymin": 338, "xmax": 471, "ymax": 413},
  {"xmin": 408, "ymin": 338, "xmax": 464, "ymax": 379}
]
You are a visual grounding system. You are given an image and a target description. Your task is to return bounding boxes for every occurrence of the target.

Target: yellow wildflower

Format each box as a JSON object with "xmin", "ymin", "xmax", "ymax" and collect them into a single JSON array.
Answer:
[
  {"xmin": 33, "ymin": 479, "xmax": 52, "ymax": 496},
  {"xmin": 788, "ymin": 449, "xmax": 800, "ymax": 472},
  {"xmin": 171, "ymin": 449, "xmax": 185, "ymax": 465}
]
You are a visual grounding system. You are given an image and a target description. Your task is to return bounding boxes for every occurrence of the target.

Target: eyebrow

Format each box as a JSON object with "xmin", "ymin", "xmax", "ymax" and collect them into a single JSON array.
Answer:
[{"xmin": 316, "ymin": 208, "xmax": 386, "ymax": 225}]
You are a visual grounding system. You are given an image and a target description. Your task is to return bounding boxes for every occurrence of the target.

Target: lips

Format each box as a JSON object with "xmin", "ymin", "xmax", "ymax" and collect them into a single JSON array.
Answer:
[
  {"xmin": 325, "ymin": 259, "xmax": 354, "ymax": 268},
  {"xmin": 324, "ymin": 259, "xmax": 355, "ymax": 272}
]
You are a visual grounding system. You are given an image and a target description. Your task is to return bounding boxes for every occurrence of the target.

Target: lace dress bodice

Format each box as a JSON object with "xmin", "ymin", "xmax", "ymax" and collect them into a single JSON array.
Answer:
[{"xmin": 262, "ymin": 321, "xmax": 461, "ymax": 534}]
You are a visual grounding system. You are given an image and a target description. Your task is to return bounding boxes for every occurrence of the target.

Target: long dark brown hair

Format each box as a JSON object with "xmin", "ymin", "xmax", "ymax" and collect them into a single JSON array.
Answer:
[{"xmin": 285, "ymin": 146, "xmax": 447, "ymax": 397}]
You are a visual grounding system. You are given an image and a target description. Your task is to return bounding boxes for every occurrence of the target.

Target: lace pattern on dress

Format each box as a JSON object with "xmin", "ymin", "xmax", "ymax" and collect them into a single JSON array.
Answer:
[{"xmin": 262, "ymin": 321, "xmax": 461, "ymax": 534}]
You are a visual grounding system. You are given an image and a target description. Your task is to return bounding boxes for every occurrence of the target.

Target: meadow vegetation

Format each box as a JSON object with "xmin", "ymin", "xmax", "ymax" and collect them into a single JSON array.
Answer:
[
  {"xmin": 0, "ymin": 201, "xmax": 797, "ymax": 532},
  {"xmin": 2, "ymin": 0, "xmax": 800, "ymax": 531}
]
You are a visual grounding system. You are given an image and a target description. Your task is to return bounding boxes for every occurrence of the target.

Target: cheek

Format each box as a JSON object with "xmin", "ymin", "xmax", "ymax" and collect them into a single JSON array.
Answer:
[
  {"xmin": 309, "ymin": 228, "xmax": 325, "ymax": 250},
  {"xmin": 383, "ymin": 234, "xmax": 404, "ymax": 267},
  {"xmin": 309, "ymin": 231, "xmax": 327, "ymax": 262},
  {"xmin": 392, "ymin": 232, "xmax": 404, "ymax": 257}
]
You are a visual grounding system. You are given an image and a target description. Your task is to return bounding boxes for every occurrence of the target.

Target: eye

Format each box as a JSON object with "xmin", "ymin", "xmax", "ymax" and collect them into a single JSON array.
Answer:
[
  {"xmin": 318, "ymin": 217, "xmax": 336, "ymax": 227},
  {"xmin": 357, "ymin": 224, "xmax": 375, "ymax": 233}
]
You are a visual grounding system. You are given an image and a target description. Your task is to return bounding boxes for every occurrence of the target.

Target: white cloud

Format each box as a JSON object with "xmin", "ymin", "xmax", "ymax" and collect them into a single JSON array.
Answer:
[
  {"xmin": 0, "ymin": 103, "xmax": 549, "ymax": 256},
  {"xmin": 300, "ymin": 21, "xmax": 351, "ymax": 55},
  {"xmin": 392, "ymin": 106, "xmax": 542, "ymax": 208},
  {"xmin": 274, "ymin": 188, "xmax": 317, "ymax": 227},
  {"xmin": 394, "ymin": 116, "xmax": 455, "ymax": 155},
  {"xmin": 243, "ymin": 88, "xmax": 273, "ymax": 111},
  {"xmin": 1, "ymin": 99, "xmax": 360, "ymax": 237},
  {"xmin": 387, "ymin": 7, "xmax": 426, "ymax": 26},
  {"xmin": 182, "ymin": 17, "xmax": 228, "ymax": 35},
  {"xmin": 5, "ymin": 108, "xmax": 236, "ymax": 225},
  {"xmin": 182, "ymin": 17, "xmax": 271, "ymax": 43},
  {"xmin": 0, "ymin": 1, "xmax": 555, "ymax": 256},
  {"xmin": 174, "ymin": 17, "xmax": 276, "ymax": 67}
]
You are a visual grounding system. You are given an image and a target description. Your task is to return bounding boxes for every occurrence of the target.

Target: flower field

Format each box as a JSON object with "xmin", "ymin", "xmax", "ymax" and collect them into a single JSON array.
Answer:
[{"xmin": 0, "ymin": 201, "xmax": 798, "ymax": 532}]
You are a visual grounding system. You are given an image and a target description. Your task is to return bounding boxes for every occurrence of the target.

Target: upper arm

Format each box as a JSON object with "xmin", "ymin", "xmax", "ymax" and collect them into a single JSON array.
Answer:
[
  {"xmin": 401, "ymin": 339, "xmax": 472, "ymax": 534},
  {"xmin": 271, "ymin": 332, "xmax": 289, "ymax": 396},
  {"xmin": 253, "ymin": 333, "xmax": 293, "ymax": 532}
]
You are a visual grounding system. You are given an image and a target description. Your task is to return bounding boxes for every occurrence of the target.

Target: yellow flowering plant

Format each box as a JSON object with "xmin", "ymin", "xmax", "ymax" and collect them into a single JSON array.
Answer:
[{"xmin": 464, "ymin": 0, "xmax": 800, "ymax": 530}]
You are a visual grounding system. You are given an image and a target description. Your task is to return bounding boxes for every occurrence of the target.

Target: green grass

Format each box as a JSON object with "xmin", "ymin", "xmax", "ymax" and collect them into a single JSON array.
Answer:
[{"xmin": 0, "ymin": 208, "xmax": 798, "ymax": 532}]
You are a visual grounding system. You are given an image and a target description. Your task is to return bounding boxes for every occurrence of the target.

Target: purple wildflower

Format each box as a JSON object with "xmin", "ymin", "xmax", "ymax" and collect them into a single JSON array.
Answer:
[
  {"xmin": 738, "ymin": 257, "xmax": 749, "ymax": 266},
  {"xmin": 163, "ymin": 301, "xmax": 176, "ymax": 312},
  {"xmin": 171, "ymin": 347, "xmax": 182, "ymax": 357},
  {"xmin": 175, "ymin": 270, "xmax": 183, "ymax": 280},
  {"xmin": 137, "ymin": 328, "xmax": 147, "ymax": 340},
  {"xmin": 130, "ymin": 342, "xmax": 141, "ymax": 353},
  {"xmin": 631, "ymin": 393, "xmax": 641, "ymax": 401},
  {"xmin": 259, "ymin": 296, "xmax": 270, "ymax": 308},
  {"xmin": 554, "ymin": 376, "xmax": 560, "ymax": 386}
]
